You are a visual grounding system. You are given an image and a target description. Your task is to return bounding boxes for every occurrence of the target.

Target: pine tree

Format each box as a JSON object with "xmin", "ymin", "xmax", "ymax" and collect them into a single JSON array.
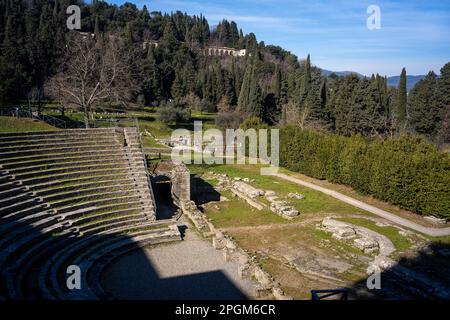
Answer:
[
  {"xmin": 435, "ymin": 62, "xmax": 450, "ymax": 142},
  {"xmin": 408, "ymin": 71, "xmax": 438, "ymax": 135},
  {"xmin": 333, "ymin": 75, "xmax": 361, "ymax": 136}
]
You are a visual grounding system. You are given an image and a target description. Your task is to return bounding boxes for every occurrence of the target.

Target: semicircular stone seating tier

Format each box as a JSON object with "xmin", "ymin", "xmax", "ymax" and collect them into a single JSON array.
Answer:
[{"xmin": 0, "ymin": 127, "xmax": 181, "ymax": 300}]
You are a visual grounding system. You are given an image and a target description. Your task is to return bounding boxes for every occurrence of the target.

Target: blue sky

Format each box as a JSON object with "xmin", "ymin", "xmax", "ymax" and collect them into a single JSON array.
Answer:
[{"xmin": 108, "ymin": 0, "xmax": 450, "ymax": 76}]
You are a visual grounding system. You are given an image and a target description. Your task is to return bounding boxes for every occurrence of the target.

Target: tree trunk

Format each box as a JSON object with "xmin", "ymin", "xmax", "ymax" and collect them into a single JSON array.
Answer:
[
  {"xmin": 84, "ymin": 114, "xmax": 90, "ymax": 128},
  {"xmin": 84, "ymin": 107, "xmax": 89, "ymax": 128}
]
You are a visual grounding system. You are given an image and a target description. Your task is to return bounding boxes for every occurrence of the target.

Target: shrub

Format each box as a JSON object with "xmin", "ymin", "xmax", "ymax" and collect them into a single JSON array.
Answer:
[
  {"xmin": 215, "ymin": 111, "xmax": 248, "ymax": 130},
  {"xmin": 158, "ymin": 100, "xmax": 191, "ymax": 124},
  {"xmin": 280, "ymin": 126, "xmax": 450, "ymax": 218}
]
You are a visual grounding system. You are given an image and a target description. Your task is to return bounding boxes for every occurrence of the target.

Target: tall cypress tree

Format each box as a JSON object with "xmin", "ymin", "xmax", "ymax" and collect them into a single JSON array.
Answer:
[
  {"xmin": 94, "ymin": 16, "xmax": 100, "ymax": 37},
  {"xmin": 396, "ymin": 67, "xmax": 408, "ymax": 130},
  {"xmin": 237, "ymin": 62, "xmax": 252, "ymax": 111},
  {"xmin": 237, "ymin": 53, "xmax": 262, "ymax": 116},
  {"xmin": 300, "ymin": 54, "xmax": 311, "ymax": 104},
  {"xmin": 272, "ymin": 64, "xmax": 282, "ymax": 99}
]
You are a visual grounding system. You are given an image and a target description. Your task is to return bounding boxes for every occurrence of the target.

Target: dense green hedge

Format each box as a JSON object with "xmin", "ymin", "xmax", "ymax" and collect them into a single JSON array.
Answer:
[{"xmin": 279, "ymin": 126, "xmax": 450, "ymax": 218}]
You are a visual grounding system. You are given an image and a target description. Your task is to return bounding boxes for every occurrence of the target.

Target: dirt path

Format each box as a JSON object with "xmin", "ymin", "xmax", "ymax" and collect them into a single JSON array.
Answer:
[{"xmin": 274, "ymin": 173, "xmax": 450, "ymax": 237}]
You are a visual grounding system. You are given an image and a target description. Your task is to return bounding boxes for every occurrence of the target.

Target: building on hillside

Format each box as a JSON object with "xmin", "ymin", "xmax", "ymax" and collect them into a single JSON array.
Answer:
[
  {"xmin": 204, "ymin": 46, "xmax": 247, "ymax": 57},
  {"xmin": 143, "ymin": 40, "xmax": 160, "ymax": 50}
]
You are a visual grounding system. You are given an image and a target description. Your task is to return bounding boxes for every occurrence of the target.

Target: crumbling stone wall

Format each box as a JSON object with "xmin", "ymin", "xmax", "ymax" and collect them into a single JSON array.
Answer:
[{"xmin": 153, "ymin": 161, "xmax": 190, "ymax": 206}]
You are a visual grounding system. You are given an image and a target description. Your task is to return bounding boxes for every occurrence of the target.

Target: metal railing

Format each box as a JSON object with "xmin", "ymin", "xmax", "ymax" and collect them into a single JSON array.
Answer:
[
  {"xmin": 1, "ymin": 107, "xmax": 85, "ymax": 129},
  {"xmin": 311, "ymin": 289, "xmax": 348, "ymax": 300}
]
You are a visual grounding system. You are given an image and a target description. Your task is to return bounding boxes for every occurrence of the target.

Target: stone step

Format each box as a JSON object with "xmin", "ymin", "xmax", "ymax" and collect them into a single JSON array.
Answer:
[
  {"xmin": 0, "ymin": 140, "xmax": 121, "ymax": 154},
  {"xmin": 0, "ymin": 215, "xmax": 60, "ymax": 250},
  {"xmin": 1, "ymin": 203, "xmax": 50, "ymax": 221},
  {"xmin": 21, "ymin": 168, "xmax": 134, "ymax": 185},
  {"xmin": 55, "ymin": 194, "xmax": 143, "ymax": 214},
  {"xmin": 0, "ymin": 210, "xmax": 55, "ymax": 234},
  {"xmin": 0, "ymin": 191, "xmax": 36, "ymax": 207},
  {"xmin": 0, "ymin": 197, "xmax": 43, "ymax": 216},
  {"xmin": 43, "ymin": 223, "xmax": 176, "ymax": 299},
  {"xmin": 77, "ymin": 213, "xmax": 147, "ymax": 232},
  {"xmin": 8, "ymin": 158, "xmax": 130, "ymax": 175},
  {"xmin": 16, "ymin": 165, "xmax": 133, "ymax": 183},
  {"xmin": 30, "ymin": 173, "xmax": 131, "ymax": 191},
  {"xmin": 57, "ymin": 201, "xmax": 149, "ymax": 221},
  {"xmin": 42, "ymin": 181, "xmax": 136, "ymax": 202},
  {"xmin": 0, "ymin": 180, "xmax": 22, "ymax": 192},
  {"xmin": 0, "ymin": 145, "xmax": 123, "ymax": 159},
  {"xmin": 0, "ymin": 128, "xmax": 115, "ymax": 139},
  {"xmin": 69, "ymin": 207, "xmax": 146, "ymax": 226},
  {"xmin": 0, "ymin": 223, "xmax": 64, "ymax": 270},
  {"xmin": 6, "ymin": 233, "xmax": 76, "ymax": 300},
  {"xmin": 1, "ymin": 154, "xmax": 126, "ymax": 170},
  {"xmin": 0, "ymin": 185, "xmax": 29, "ymax": 199},
  {"xmin": 49, "ymin": 189, "xmax": 139, "ymax": 209},
  {"xmin": 79, "ymin": 216, "xmax": 149, "ymax": 236},
  {"xmin": 78, "ymin": 230, "xmax": 181, "ymax": 299},
  {"xmin": 0, "ymin": 136, "xmax": 117, "ymax": 148},
  {"xmin": 0, "ymin": 149, "xmax": 125, "ymax": 166},
  {"xmin": 0, "ymin": 174, "xmax": 12, "ymax": 184},
  {"xmin": 37, "ymin": 179, "xmax": 139, "ymax": 200}
]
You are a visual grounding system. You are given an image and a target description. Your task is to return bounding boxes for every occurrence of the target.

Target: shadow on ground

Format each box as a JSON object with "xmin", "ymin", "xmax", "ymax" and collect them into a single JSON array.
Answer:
[
  {"xmin": 347, "ymin": 243, "xmax": 450, "ymax": 300},
  {"xmin": 191, "ymin": 174, "xmax": 221, "ymax": 206},
  {"xmin": 0, "ymin": 172, "xmax": 247, "ymax": 300}
]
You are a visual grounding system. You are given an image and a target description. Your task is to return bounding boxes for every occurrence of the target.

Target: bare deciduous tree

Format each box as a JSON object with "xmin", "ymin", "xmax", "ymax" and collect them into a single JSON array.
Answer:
[
  {"xmin": 281, "ymin": 100, "xmax": 329, "ymax": 132},
  {"xmin": 45, "ymin": 33, "xmax": 137, "ymax": 127},
  {"xmin": 281, "ymin": 101, "xmax": 310, "ymax": 129}
]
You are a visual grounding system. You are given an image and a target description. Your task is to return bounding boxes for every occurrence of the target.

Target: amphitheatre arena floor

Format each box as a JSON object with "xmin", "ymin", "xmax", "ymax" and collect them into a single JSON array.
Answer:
[{"xmin": 101, "ymin": 217, "xmax": 257, "ymax": 300}]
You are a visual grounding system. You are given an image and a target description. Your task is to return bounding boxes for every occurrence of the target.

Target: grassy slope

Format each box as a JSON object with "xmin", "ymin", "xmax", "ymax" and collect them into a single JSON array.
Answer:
[{"xmin": 0, "ymin": 116, "xmax": 57, "ymax": 132}]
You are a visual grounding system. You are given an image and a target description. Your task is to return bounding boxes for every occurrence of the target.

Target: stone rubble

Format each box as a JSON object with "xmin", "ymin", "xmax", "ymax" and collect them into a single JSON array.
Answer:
[
  {"xmin": 269, "ymin": 200, "xmax": 299, "ymax": 219},
  {"xmin": 424, "ymin": 216, "xmax": 447, "ymax": 225},
  {"xmin": 287, "ymin": 192, "xmax": 305, "ymax": 200},
  {"xmin": 180, "ymin": 197, "xmax": 293, "ymax": 300},
  {"xmin": 321, "ymin": 218, "xmax": 397, "ymax": 274},
  {"xmin": 232, "ymin": 181, "xmax": 265, "ymax": 198},
  {"xmin": 207, "ymin": 172, "xmax": 300, "ymax": 219}
]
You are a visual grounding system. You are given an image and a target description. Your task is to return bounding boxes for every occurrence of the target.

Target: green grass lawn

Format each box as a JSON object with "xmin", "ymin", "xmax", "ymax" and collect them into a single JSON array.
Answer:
[
  {"xmin": 0, "ymin": 116, "xmax": 58, "ymax": 132},
  {"xmin": 201, "ymin": 190, "xmax": 288, "ymax": 228},
  {"xmin": 141, "ymin": 135, "xmax": 169, "ymax": 148},
  {"xmin": 189, "ymin": 163, "xmax": 368, "ymax": 217},
  {"xmin": 41, "ymin": 107, "xmax": 220, "ymax": 139}
]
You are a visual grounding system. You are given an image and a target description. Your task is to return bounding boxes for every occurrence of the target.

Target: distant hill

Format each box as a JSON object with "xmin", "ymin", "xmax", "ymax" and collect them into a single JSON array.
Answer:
[
  {"xmin": 321, "ymin": 69, "xmax": 365, "ymax": 78},
  {"xmin": 387, "ymin": 75, "xmax": 425, "ymax": 92},
  {"xmin": 321, "ymin": 68, "xmax": 425, "ymax": 92}
]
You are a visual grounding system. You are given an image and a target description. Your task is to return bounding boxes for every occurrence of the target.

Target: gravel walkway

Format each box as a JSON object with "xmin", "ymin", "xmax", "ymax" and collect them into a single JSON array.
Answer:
[
  {"xmin": 275, "ymin": 173, "xmax": 450, "ymax": 237},
  {"xmin": 101, "ymin": 221, "xmax": 256, "ymax": 300}
]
